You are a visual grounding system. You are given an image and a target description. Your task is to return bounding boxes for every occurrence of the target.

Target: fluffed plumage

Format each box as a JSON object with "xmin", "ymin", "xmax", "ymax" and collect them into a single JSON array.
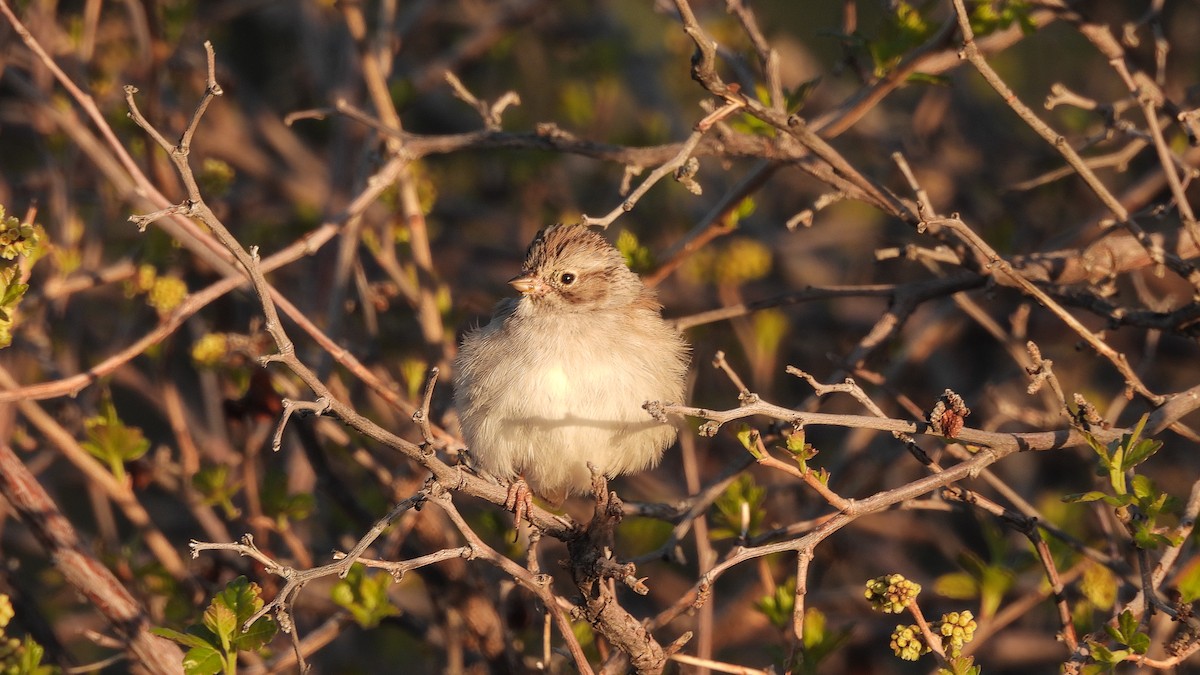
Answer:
[{"xmin": 453, "ymin": 224, "xmax": 690, "ymax": 503}]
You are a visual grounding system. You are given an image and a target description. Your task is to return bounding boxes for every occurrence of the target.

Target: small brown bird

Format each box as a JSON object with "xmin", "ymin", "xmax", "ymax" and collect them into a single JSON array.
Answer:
[{"xmin": 453, "ymin": 224, "xmax": 690, "ymax": 512}]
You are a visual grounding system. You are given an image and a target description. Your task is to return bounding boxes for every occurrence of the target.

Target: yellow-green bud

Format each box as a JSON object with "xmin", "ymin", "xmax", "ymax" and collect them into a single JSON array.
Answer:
[
  {"xmin": 714, "ymin": 238, "xmax": 772, "ymax": 285},
  {"xmin": 865, "ymin": 574, "xmax": 921, "ymax": 613},
  {"xmin": 130, "ymin": 264, "xmax": 157, "ymax": 295},
  {"xmin": 148, "ymin": 275, "xmax": 188, "ymax": 315},
  {"xmin": 0, "ymin": 209, "xmax": 36, "ymax": 260},
  {"xmin": 191, "ymin": 333, "xmax": 228, "ymax": 367},
  {"xmin": 935, "ymin": 610, "xmax": 977, "ymax": 656},
  {"xmin": 890, "ymin": 624, "xmax": 929, "ymax": 661}
]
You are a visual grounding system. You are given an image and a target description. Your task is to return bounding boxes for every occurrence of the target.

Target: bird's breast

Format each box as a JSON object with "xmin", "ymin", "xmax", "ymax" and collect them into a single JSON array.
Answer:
[{"xmin": 537, "ymin": 364, "xmax": 573, "ymax": 402}]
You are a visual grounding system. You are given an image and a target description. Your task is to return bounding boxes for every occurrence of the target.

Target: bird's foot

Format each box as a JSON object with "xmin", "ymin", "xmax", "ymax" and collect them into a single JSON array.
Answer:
[{"xmin": 504, "ymin": 477, "xmax": 534, "ymax": 534}]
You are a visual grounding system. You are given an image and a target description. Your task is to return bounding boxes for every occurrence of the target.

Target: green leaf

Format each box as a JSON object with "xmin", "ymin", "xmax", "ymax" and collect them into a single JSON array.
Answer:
[
  {"xmin": 867, "ymin": 0, "xmax": 936, "ymax": 77},
  {"xmin": 978, "ymin": 565, "xmax": 1014, "ymax": 619},
  {"xmin": 1104, "ymin": 609, "xmax": 1149, "ymax": 654},
  {"xmin": 752, "ymin": 310, "xmax": 789, "ymax": 367},
  {"xmin": 571, "ymin": 620, "xmax": 595, "ymax": 650},
  {"xmin": 936, "ymin": 550, "xmax": 1011, "ymax": 619},
  {"xmin": 782, "ymin": 428, "xmax": 817, "ymax": 471},
  {"xmin": 729, "ymin": 113, "xmax": 775, "ymax": 138},
  {"xmin": 1106, "ymin": 493, "xmax": 1135, "ymax": 508},
  {"xmin": 1127, "ymin": 629, "xmax": 1150, "ymax": 655},
  {"xmin": 615, "ymin": 229, "xmax": 655, "ymax": 273},
  {"xmin": 785, "ymin": 77, "xmax": 821, "ymax": 114},
  {"xmin": 16, "ymin": 634, "xmax": 52, "ymax": 675},
  {"xmin": 1130, "ymin": 474, "xmax": 1155, "ymax": 501},
  {"xmin": 1062, "ymin": 491, "xmax": 1109, "ymax": 503},
  {"xmin": 152, "ymin": 627, "xmax": 213, "ymax": 650},
  {"xmin": 616, "ymin": 516, "xmax": 673, "ymax": 558},
  {"xmin": 1116, "ymin": 609, "xmax": 1138, "ymax": 640},
  {"xmin": 1082, "ymin": 431, "xmax": 1113, "ymax": 466},
  {"xmin": 970, "ymin": 0, "xmax": 1034, "ymax": 36},
  {"xmin": 1146, "ymin": 491, "xmax": 1172, "ymax": 520},
  {"xmin": 752, "ymin": 84, "xmax": 772, "ymax": 107},
  {"xmin": 1064, "ymin": 491, "xmax": 1133, "ymax": 508},
  {"xmin": 794, "ymin": 606, "xmax": 851, "ymax": 674},
  {"xmin": 330, "ymin": 578, "xmax": 354, "ymax": 607},
  {"xmin": 785, "ymin": 430, "xmax": 807, "ymax": 455},
  {"xmin": 331, "ymin": 564, "xmax": 400, "ymax": 629},
  {"xmin": 193, "ymin": 464, "xmax": 241, "ymax": 519},
  {"xmin": 198, "ymin": 158, "xmax": 236, "ymax": 199},
  {"xmin": 234, "ymin": 612, "xmax": 278, "ymax": 652},
  {"xmin": 938, "ymin": 655, "xmax": 982, "ymax": 675},
  {"xmin": 220, "ymin": 577, "xmax": 267, "ymax": 629},
  {"xmin": 801, "ymin": 604, "xmax": 825, "ymax": 649},
  {"xmin": 710, "ymin": 474, "xmax": 766, "ymax": 540},
  {"xmin": 754, "ymin": 577, "xmax": 796, "ymax": 631},
  {"xmin": 1088, "ymin": 639, "xmax": 1132, "ymax": 668},
  {"xmin": 933, "ymin": 572, "xmax": 978, "ymax": 600},
  {"xmin": 202, "ymin": 601, "xmax": 237, "ymax": 651},
  {"xmin": 80, "ymin": 389, "xmax": 151, "ymax": 482},
  {"xmin": 1105, "ymin": 413, "xmax": 1157, "ymax": 478},
  {"xmin": 0, "ymin": 280, "xmax": 28, "ymax": 307},
  {"xmin": 1123, "ymin": 438, "xmax": 1163, "ymax": 471},
  {"xmin": 905, "ymin": 71, "xmax": 951, "ymax": 86},
  {"xmin": 735, "ymin": 424, "xmax": 763, "ymax": 459},
  {"xmin": 261, "ymin": 470, "xmax": 315, "ymax": 527},
  {"xmin": 1132, "ymin": 523, "xmax": 1172, "ymax": 550},
  {"xmin": 200, "ymin": 576, "xmax": 277, "ymax": 655},
  {"xmin": 1079, "ymin": 560, "xmax": 1117, "ymax": 610},
  {"xmin": 732, "ymin": 196, "xmax": 757, "ymax": 222},
  {"xmin": 1174, "ymin": 557, "xmax": 1200, "ymax": 603},
  {"xmin": 181, "ymin": 645, "xmax": 224, "ymax": 675}
]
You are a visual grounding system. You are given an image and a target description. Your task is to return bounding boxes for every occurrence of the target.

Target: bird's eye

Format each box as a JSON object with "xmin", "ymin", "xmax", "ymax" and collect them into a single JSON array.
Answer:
[{"xmin": 560, "ymin": 272, "xmax": 576, "ymax": 285}]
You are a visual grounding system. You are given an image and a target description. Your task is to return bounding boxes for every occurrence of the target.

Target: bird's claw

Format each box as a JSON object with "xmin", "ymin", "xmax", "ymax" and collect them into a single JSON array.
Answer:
[{"xmin": 504, "ymin": 477, "xmax": 534, "ymax": 536}]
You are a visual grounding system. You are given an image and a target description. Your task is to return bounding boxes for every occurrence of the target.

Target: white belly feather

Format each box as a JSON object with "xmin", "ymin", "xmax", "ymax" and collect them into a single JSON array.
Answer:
[{"xmin": 457, "ymin": 311, "xmax": 684, "ymax": 498}]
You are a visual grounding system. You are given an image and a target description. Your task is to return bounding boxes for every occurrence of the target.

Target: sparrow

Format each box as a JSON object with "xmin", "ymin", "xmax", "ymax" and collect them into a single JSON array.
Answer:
[{"xmin": 453, "ymin": 223, "xmax": 689, "ymax": 517}]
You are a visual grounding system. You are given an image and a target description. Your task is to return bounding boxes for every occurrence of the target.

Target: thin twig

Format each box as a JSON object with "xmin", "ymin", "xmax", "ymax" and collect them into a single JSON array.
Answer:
[
  {"xmin": 928, "ymin": 215, "xmax": 1160, "ymax": 403},
  {"xmin": 413, "ymin": 367, "xmax": 440, "ymax": 446},
  {"xmin": 947, "ymin": 0, "xmax": 1200, "ymax": 293},
  {"xmin": 581, "ymin": 98, "xmax": 745, "ymax": 229},
  {"xmin": 432, "ymin": 486, "xmax": 595, "ymax": 674}
]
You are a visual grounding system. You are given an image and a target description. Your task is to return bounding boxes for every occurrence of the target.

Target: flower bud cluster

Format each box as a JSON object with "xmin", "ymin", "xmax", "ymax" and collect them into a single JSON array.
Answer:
[
  {"xmin": 890, "ymin": 624, "xmax": 929, "ymax": 661},
  {"xmin": 865, "ymin": 573, "xmax": 921, "ymax": 613}
]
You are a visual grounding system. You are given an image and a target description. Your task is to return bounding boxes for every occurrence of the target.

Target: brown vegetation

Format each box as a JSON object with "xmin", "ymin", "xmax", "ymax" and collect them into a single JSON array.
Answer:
[{"xmin": 1, "ymin": 1, "xmax": 1200, "ymax": 673}]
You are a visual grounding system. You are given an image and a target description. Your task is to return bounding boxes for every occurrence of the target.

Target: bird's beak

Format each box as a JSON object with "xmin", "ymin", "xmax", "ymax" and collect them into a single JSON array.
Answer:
[{"xmin": 509, "ymin": 272, "xmax": 541, "ymax": 295}]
